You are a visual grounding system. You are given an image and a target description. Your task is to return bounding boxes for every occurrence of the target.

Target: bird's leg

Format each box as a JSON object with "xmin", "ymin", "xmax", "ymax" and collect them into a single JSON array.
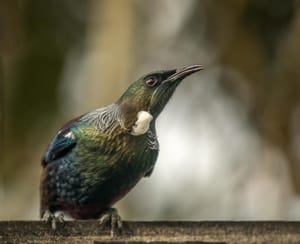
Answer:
[
  {"xmin": 42, "ymin": 210, "xmax": 65, "ymax": 230},
  {"xmin": 99, "ymin": 208, "xmax": 122, "ymax": 237}
]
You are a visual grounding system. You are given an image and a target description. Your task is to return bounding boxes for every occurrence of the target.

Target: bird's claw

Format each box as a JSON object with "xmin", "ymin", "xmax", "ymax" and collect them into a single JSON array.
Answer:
[
  {"xmin": 42, "ymin": 210, "xmax": 65, "ymax": 230},
  {"xmin": 99, "ymin": 208, "xmax": 122, "ymax": 237}
]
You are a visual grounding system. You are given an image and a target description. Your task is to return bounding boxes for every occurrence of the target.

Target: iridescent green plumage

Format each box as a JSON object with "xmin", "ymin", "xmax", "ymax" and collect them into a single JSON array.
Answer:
[{"xmin": 40, "ymin": 65, "xmax": 203, "ymax": 229}]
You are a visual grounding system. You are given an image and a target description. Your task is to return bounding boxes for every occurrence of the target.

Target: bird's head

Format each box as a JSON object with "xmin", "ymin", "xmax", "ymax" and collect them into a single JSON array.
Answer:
[{"xmin": 117, "ymin": 64, "xmax": 203, "ymax": 122}]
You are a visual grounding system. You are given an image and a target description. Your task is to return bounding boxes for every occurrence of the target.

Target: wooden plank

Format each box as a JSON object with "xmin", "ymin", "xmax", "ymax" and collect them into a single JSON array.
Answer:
[{"xmin": 0, "ymin": 221, "xmax": 299, "ymax": 243}]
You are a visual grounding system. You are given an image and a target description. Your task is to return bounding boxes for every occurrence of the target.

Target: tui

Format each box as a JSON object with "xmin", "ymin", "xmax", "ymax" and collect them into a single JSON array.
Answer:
[{"xmin": 40, "ymin": 64, "xmax": 203, "ymax": 233}]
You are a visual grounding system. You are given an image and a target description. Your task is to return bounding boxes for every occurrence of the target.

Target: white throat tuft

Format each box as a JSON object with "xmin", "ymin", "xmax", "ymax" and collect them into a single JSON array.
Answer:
[{"xmin": 130, "ymin": 111, "xmax": 153, "ymax": 136}]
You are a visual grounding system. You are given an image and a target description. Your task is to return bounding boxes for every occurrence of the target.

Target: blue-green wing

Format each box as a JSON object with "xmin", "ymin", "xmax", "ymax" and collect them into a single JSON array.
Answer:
[{"xmin": 42, "ymin": 122, "xmax": 77, "ymax": 166}]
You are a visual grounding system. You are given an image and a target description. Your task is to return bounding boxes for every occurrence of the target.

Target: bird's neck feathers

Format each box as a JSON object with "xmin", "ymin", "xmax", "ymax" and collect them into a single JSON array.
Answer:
[
  {"xmin": 80, "ymin": 104, "xmax": 125, "ymax": 132},
  {"xmin": 80, "ymin": 102, "xmax": 155, "ymax": 135},
  {"xmin": 117, "ymin": 94, "xmax": 153, "ymax": 128}
]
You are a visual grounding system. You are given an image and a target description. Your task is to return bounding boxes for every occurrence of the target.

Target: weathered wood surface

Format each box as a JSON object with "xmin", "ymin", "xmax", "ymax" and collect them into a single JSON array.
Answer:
[{"xmin": 0, "ymin": 221, "xmax": 300, "ymax": 243}]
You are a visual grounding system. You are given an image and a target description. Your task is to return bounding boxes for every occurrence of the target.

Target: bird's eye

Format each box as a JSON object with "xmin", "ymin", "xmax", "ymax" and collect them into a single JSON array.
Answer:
[{"xmin": 145, "ymin": 77, "xmax": 158, "ymax": 87}]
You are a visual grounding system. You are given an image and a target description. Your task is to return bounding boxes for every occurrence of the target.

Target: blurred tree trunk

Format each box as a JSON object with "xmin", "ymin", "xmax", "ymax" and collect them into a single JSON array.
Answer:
[
  {"xmin": 0, "ymin": 0, "xmax": 19, "ymax": 167},
  {"xmin": 66, "ymin": 0, "xmax": 136, "ymax": 112},
  {"xmin": 0, "ymin": 61, "xmax": 3, "ymax": 165},
  {"xmin": 2, "ymin": 0, "xmax": 90, "ymax": 182},
  {"xmin": 204, "ymin": 0, "xmax": 300, "ymax": 192}
]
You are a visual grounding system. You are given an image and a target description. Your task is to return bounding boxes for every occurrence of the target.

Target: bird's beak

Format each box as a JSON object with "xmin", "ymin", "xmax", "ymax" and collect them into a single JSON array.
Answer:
[{"xmin": 163, "ymin": 64, "xmax": 204, "ymax": 83}]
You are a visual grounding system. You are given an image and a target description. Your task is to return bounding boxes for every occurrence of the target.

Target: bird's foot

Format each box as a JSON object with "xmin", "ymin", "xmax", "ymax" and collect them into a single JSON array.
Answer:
[
  {"xmin": 99, "ymin": 208, "xmax": 122, "ymax": 237},
  {"xmin": 42, "ymin": 210, "xmax": 65, "ymax": 230}
]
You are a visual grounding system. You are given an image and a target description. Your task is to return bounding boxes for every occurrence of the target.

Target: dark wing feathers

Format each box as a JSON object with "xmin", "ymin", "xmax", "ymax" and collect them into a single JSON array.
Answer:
[
  {"xmin": 41, "ymin": 116, "xmax": 83, "ymax": 166},
  {"xmin": 42, "ymin": 127, "xmax": 76, "ymax": 165}
]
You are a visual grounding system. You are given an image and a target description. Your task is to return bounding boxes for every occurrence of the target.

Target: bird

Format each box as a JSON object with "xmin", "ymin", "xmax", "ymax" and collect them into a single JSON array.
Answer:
[{"xmin": 40, "ymin": 64, "xmax": 203, "ymax": 234}]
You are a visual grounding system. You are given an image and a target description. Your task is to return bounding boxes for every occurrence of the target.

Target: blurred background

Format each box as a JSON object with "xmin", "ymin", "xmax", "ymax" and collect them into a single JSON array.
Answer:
[{"xmin": 1, "ymin": 0, "xmax": 300, "ymax": 220}]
